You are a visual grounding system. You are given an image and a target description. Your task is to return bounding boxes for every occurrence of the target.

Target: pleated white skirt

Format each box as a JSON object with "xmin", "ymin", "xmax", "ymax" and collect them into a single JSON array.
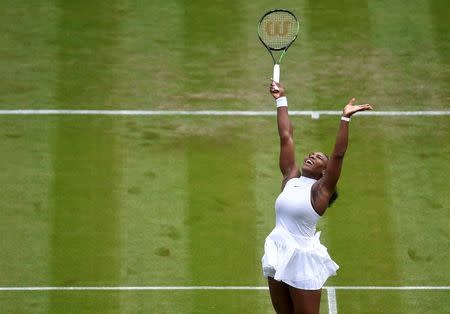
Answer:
[{"xmin": 262, "ymin": 227, "xmax": 339, "ymax": 290}]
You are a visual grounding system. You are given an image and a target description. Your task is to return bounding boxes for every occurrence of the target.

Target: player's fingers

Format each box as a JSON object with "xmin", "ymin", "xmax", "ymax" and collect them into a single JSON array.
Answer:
[{"xmin": 270, "ymin": 80, "xmax": 280, "ymax": 92}]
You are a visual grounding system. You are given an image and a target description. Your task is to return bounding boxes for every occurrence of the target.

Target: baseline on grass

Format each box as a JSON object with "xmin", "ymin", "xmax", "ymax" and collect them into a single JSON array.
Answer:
[
  {"xmin": 258, "ymin": 9, "xmax": 299, "ymax": 89},
  {"xmin": 1, "ymin": 286, "xmax": 448, "ymax": 314},
  {"xmin": 0, "ymin": 285, "xmax": 449, "ymax": 291},
  {"xmin": 0, "ymin": 110, "xmax": 449, "ymax": 117}
]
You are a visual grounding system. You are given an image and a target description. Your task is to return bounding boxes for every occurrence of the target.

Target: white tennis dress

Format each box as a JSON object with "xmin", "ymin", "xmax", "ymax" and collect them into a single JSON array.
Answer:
[{"xmin": 262, "ymin": 176, "xmax": 339, "ymax": 290}]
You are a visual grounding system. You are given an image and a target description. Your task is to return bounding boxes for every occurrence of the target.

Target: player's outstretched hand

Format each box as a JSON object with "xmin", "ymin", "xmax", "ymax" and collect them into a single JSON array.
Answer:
[{"xmin": 342, "ymin": 98, "xmax": 373, "ymax": 117}]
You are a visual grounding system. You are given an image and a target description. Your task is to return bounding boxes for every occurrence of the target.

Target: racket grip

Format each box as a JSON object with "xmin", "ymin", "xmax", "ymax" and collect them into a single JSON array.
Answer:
[{"xmin": 273, "ymin": 64, "xmax": 280, "ymax": 83}]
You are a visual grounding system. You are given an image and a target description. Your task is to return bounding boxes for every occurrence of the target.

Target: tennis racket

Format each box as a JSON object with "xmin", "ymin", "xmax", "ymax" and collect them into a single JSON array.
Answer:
[{"xmin": 258, "ymin": 9, "xmax": 299, "ymax": 86}]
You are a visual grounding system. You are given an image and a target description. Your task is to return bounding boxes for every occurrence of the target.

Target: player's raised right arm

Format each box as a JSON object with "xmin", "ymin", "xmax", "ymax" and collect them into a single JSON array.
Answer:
[{"xmin": 270, "ymin": 81, "xmax": 299, "ymax": 189}]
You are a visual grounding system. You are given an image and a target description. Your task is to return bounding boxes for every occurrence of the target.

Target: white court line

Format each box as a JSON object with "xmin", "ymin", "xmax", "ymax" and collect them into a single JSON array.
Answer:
[
  {"xmin": 329, "ymin": 286, "xmax": 450, "ymax": 290},
  {"xmin": 0, "ymin": 286, "xmax": 266, "ymax": 291},
  {"xmin": 0, "ymin": 286, "xmax": 449, "ymax": 291},
  {"xmin": 0, "ymin": 110, "xmax": 449, "ymax": 117},
  {"xmin": 327, "ymin": 288, "xmax": 338, "ymax": 314}
]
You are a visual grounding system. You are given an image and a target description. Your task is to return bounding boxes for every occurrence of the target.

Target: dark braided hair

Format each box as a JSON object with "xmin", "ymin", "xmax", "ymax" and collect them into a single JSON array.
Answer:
[
  {"xmin": 322, "ymin": 153, "xmax": 338, "ymax": 208},
  {"xmin": 328, "ymin": 189, "xmax": 338, "ymax": 207}
]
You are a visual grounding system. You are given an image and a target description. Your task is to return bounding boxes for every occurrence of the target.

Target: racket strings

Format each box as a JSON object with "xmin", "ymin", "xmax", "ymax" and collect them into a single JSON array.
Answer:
[{"xmin": 258, "ymin": 12, "xmax": 298, "ymax": 50}]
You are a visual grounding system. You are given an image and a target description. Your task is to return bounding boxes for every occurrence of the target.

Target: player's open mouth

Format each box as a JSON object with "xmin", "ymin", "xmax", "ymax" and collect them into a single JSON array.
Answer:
[{"xmin": 305, "ymin": 159, "xmax": 314, "ymax": 166}]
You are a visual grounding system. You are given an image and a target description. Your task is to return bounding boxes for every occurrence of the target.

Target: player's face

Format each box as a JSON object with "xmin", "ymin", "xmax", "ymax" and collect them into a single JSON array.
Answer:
[{"xmin": 302, "ymin": 152, "xmax": 328, "ymax": 178}]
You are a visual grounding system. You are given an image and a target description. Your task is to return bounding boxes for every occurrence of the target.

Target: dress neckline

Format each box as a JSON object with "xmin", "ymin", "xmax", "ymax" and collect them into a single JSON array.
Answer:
[{"xmin": 298, "ymin": 176, "xmax": 317, "ymax": 184}]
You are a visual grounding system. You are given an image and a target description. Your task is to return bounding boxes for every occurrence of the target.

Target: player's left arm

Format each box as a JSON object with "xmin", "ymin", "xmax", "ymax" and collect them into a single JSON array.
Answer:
[{"xmin": 313, "ymin": 98, "xmax": 373, "ymax": 213}]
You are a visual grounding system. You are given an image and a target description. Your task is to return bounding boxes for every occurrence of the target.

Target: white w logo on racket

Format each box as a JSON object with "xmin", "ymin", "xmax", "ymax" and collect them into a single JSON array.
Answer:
[{"xmin": 265, "ymin": 21, "xmax": 291, "ymax": 36}]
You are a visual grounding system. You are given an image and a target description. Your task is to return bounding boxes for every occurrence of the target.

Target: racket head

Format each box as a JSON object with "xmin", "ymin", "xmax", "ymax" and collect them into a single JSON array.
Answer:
[{"xmin": 258, "ymin": 9, "xmax": 299, "ymax": 51}]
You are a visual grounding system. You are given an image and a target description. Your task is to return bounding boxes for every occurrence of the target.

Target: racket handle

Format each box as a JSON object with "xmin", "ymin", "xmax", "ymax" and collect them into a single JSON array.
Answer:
[{"xmin": 273, "ymin": 64, "xmax": 280, "ymax": 83}]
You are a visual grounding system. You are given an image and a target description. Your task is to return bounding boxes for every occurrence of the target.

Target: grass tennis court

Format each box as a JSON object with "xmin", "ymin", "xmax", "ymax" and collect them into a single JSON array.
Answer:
[{"xmin": 0, "ymin": 0, "xmax": 449, "ymax": 313}]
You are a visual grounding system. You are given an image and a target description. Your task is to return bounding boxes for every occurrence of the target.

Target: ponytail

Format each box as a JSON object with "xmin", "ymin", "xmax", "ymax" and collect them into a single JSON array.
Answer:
[{"xmin": 328, "ymin": 189, "xmax": 338, "ymax": 207}]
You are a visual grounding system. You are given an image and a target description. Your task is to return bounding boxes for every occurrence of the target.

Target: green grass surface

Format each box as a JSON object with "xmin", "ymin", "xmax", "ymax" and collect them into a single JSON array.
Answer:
[
  {"xmin": 0, "ymin": 0, "xmax": 449, "ymax": 313},
  {"xmin": 1, "ymin": 116, "xmax": 449, "ymax": 313}
]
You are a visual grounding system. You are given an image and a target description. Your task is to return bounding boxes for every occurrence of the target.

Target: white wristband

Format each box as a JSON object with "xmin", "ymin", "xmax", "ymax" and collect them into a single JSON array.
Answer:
[
  {"xmin": 276, "ymin": 96, "xmax": 288, "ymax": 107},
  {"xmin": 341, "ymin": 116, "xmax": 351, "ymax": 122}
]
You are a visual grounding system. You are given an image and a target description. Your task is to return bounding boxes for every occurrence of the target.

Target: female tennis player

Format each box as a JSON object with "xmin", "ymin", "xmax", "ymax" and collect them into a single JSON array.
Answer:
[{"xmin": 262, "ymin": 80, "xmax": 372, "ymax": 314}]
